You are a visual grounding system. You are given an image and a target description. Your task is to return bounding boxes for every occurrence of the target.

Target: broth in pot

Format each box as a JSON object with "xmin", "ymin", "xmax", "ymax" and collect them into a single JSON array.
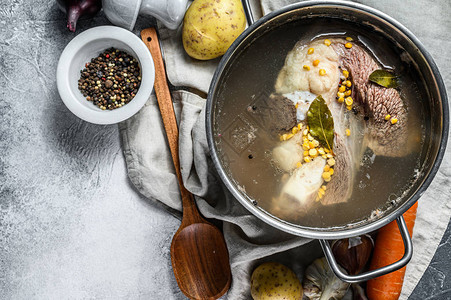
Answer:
[{"xmin": 213, "ymin": 19, "xmax": 427, "ymax": 228}]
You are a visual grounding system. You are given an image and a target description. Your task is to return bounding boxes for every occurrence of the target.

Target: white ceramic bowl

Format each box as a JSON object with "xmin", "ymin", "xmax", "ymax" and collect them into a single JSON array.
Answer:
[{"xmin": 57, "ymin": 26, "xmax": 155, "ymax": 124}]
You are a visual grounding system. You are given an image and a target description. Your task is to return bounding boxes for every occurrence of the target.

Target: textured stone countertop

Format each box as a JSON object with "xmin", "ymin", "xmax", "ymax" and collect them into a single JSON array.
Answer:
[{"xmin": 0, "ymin": 1, "xmax": 450, "ymax": 299}]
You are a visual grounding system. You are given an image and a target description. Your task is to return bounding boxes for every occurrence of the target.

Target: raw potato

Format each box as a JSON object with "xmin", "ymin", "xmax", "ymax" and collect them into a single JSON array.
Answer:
[
  {"xmin": 251, "ymin": 262, "xmax": 303, "ymax": 300},
  {"xmin": 182, "ymin": 0, "xmax": 246, "ymax": 60}
]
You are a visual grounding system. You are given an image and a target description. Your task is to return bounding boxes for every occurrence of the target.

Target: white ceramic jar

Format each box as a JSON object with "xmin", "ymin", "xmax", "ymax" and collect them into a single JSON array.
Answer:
[{"xmin": 102, "ymin": 0, "xmax": 189, "ymax": 30}]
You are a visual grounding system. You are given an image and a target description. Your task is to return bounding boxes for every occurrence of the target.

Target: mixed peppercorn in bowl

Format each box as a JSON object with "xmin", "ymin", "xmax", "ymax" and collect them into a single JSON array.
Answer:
[
  {"xmin": 78, "ymin": 48, "xmax": 142, "ymax": 111},
  {"xmin": 57, "ymin": 26, "xmax": 155, "ymax": 124}
]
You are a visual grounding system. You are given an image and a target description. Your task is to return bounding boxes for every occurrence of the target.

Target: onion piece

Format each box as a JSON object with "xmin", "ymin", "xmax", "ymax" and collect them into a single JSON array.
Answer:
[{"xmin": 57, "ymin": 0, "xmax": 102, "ymax": 32}]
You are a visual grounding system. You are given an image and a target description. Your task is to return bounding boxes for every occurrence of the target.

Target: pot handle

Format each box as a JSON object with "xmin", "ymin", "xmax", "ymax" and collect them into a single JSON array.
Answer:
[
  {"xmin": 319, "ymin": 216, "xmax": 413, "ymax": 283},
  {"xmin": 241, "ymin": 0, "xmax": 255, "ymax": 25}
]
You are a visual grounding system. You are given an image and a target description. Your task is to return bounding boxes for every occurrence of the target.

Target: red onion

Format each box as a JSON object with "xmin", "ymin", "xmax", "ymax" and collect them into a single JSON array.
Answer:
[
  {"xmin": 57, "ymin": 0, "xmax": 102, "ymax": 32},
  {"xmin": 332, "ymin": 235, "xmax": 374, "ymax": 275}
]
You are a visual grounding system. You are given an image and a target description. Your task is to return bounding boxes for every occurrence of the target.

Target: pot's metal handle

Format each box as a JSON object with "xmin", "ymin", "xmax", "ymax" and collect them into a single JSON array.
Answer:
[
  {"xmin": 320, "ymin": 216, "xmax": 413, "ymax": 283},
  {"xmin": 241, "ymin": 0, "xmax": 255, "ymax": 25}
]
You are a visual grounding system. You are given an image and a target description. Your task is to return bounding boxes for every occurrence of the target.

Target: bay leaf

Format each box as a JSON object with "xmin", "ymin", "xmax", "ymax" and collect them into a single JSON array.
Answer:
[
  {"xmin": 369, "ymin": 69, "xmax": 399, "ymax": 88},
  {"xmin": 307, "ymin": 95, "xmax": 334, "ymax": 151}
]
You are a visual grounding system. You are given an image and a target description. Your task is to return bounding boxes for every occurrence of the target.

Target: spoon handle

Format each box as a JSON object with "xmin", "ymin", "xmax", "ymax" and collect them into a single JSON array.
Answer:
[{"xmin": 141, "ymin": 28, "xmax": 203, "ymax": 226}]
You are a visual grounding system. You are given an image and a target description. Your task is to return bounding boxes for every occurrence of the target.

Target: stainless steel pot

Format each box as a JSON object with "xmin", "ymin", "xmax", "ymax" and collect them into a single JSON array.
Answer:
[{"xmin": 206, "ymin": 0, "xmax": 448, "ymax": 282}]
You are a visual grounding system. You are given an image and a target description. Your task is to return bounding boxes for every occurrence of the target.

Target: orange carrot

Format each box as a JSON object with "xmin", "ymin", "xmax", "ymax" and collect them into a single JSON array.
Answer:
[{"xmin": 366, "ymin": 202, "xmax": 418, "ymax": 300}]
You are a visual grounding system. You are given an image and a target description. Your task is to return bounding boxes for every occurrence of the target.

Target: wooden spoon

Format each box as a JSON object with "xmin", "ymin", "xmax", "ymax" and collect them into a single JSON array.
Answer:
[{"xmin": 141, "ymin": 28, "xmax": 232, "ymax": 300}]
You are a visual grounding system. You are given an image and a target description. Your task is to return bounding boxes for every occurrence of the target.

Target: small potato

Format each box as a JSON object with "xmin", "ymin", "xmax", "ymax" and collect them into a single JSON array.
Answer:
[
  {"xmin": 251, "ymin": 262, "xmax": 303, "ymax": 300},
  {"xmin": 182, "ymin": 0, "xmax": 246, "ymax": 60}
]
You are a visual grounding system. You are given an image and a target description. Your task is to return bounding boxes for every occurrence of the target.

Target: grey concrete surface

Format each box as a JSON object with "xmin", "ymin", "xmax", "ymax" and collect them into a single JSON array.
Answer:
[{"xmin": 0, "ymin": 1, "xmax": 450, "ymax": 299}]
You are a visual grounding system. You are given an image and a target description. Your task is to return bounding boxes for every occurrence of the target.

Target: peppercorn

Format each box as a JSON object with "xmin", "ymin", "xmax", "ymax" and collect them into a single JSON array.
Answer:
[{"xmin": 105, "ymin": 80, "xmax": 113, "ymax": 88}]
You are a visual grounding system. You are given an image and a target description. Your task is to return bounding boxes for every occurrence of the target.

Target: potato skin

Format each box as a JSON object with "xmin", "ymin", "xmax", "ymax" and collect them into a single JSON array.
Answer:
[
  {"xmin": 182, "ymin": 0, "xmax": 246, "ymax": 60},
  {"xmin": 251, "ymin": 262, "xmax": 303, "ymax": 300}
]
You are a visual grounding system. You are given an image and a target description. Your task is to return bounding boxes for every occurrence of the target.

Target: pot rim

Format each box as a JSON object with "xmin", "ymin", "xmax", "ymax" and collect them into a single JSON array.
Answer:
[{"xmin": 206, "ymin": 0, "xmax": 449, "ymax": 239}]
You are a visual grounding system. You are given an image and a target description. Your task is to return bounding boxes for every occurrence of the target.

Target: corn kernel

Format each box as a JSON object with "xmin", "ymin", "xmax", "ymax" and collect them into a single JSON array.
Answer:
[
  {"xmin": 295, "ymin": 103, "xmax": 299, "ymax": 109},
  {"xmin": 326, "ymin": 153, "xmax": 333, "ymax": 158},
  {"xmin": 303, "ymin": 65, "xmax": 310, "ymax": 71},
  {"xmin": 312, "ymin": 140, "xmax": 320, "ymax": 147},
  {"xmin": 309, "ymin": 148, "xmax": 318, "ymax": 157},
  {"xmin": 385, "ymin": 114, "xmax": 391, "ymax": 121},
  {"xmin": 319, "ymin": 69, "xmax": 326, "ymax": 76},
  {"xmin": 346, "ymin": 128, "xmax": 351, "ymax": 136},
  {"xmin": 303, "ymin": 129, "xmax": 309, "ymax": 136},
  {"xmin": 327, "ymin": 158, "xmax": 336, "ymax": 166},
  {"xmin": 318, "ymin": 148, "xmax": 326, "ymax": 155},
  {"xmin": 297, "ymin": 123, "xmax": 302, "ymax": 130},
  {"xmin": 282, "ymin": 134, "xmax": 288, "ymax": 141},
  {"xmin": 318, "ymin": 192, "xmax": 323, "ymax": 199},
  {"xmin": 345, "ymin": 42, "xmax": 353, "ymax": 49},
  {"xmin": 322, "ymin": 154, "xmax": 327, "ymax": 159},
  {"xmin": 303, "ymin": 137, "xmax": 309, "ymax": 143},
  {"xmin": 302, "ymin": 142, "xmax": 310, "ymax": 150},
  {"xmin": 343, "ymin": 70, "xmax": 349, "ymax": 78},
  {"xmin": 319, "ymin": 188, "xmax": 325, "ymax": 196},
  {"xmin": 308, "ymin": 134, "xmax": 314, "ymax": 141},
  {"xmin": 391, "ymin": 117, "xmax": 398, "ymax": 124},
  {"xmin": 324, "ymin": 165, "xmax": 331, "ymax": 172},
  {"xmin": 304, "ymin": 156, "xmax": 312, "ymax": 163},
  {"xmin": 321, "ymin": 185, "xmax": 327, "ymax": 191},
  {"xmin": 345, "ymin": 97, "xmax": 353, "ymax": 106},
  {"xmin": 346, "ymin": 81, "xmax": 352, "ymax": 88},
  {"xmin": 337, "ymin": 92, "xmax": 345, "ymax": 98},
  {"xmin": 308, "ymin": 141, "xmax": 315, "ymax": 149},
  {"xmin": 324, "ymin": 39, "xmax": 331, "ymax": 46},
  {"xmin": 322, "ymin": 172, "xmax": 331, "ymax": 181},
  {"xmin": 329, "ymin": 168, "xmax": 334, "ymax": 175},
  {"xmin": 307, "ymin": 47, "xmax": 314, "ymax": 54},
  {"xmin": 325, "ymin": 148, "xmax": 330, "ymax": 153},
  {"xmin": 296, "ymin": 162, "xmax": 302, "ymax": 168},
  {"xmin": 286, "ymin": 133, "xmax": 294, "ymax": 140},
  {"xmin": 346, "ymin": 105, "xmax": 353, "ymax": 111},
  {"xmin": 304, "ymin": 150, "xmax": 309, "ymax": 157},
  {"xmin": 292, "ymin": 126, "xmax": 299, "ymax": 134},
  {"xmin": 346, "ymin": 36, "xmax": 353, "ymax": 41},
  {"xmin": 338, "ymin": 85, "xmax": 346, "ymax": 93},
  {"xmin": 345, "ymin": 90, "xmax": 352, "ymax": 96},
  {"xmin": 313, "ymin": 59, "xmax": 320, "ymax": 66},
  {"xmin": 337, "ymin": 97, "xmax": 344, "ymax": 103}
]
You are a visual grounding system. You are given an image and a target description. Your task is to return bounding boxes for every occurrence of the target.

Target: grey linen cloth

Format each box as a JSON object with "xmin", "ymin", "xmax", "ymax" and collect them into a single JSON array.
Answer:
[
  {"xmin": 120, "ymin": 0, "xmax": 451, "ymax": 299},
  {"xmin": 120, "ymin": 90, "xmax": 311, "ymax": 299}
]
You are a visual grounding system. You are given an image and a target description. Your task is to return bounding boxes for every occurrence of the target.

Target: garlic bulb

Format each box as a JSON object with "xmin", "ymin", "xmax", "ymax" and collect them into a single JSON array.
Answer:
[{"xmin": 303, "ymin": 257, "xmax": 350, "ymax": 300}]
